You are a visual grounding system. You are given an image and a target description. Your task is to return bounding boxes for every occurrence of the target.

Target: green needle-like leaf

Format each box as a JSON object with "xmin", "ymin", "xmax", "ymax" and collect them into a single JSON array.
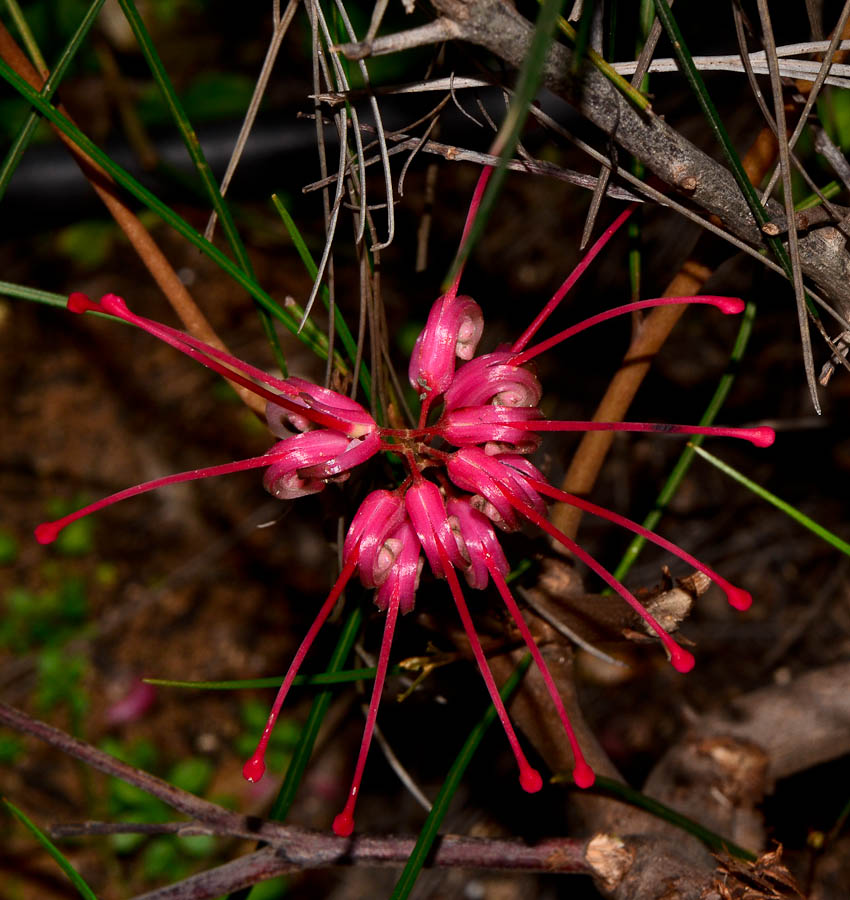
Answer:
[
  {"xmin": 144, "ymin": 665, "xmax": 412, "ymax": 690},
  {"xmin": 546, "ymin": 1, "xmax": 651, "ymax": 110},
  {"xmin": 272, "ymin": 194, "xmax": 371, "ymax": 400},
  {"xmin": 114, "ymin": 0, "xmax": 288, "ymax": 374},
  {"xmin": 651, "ymin": 1, "xmax": 818, "ymax": 335},
  {"xmin": 3, "ymin": 798, "xmax": 98, "ymax": 900},
  {"xmin": 612, "ymin": 300, "xmax": 758, "ymax": 582},
  {"xmin": 0, "ymin": 0, "xmax": 107, "ymax": 203},
  {"xmin": 0, "ymin": 281, "xmax": 71, "ymax": 308},
  {"xmin": 444, "ymin": 0, "xmax": 567, "ymax": 291},
  {"xmin": 555, "ymin": 774, "xmax": 757, "ymax": 861},
  {"xmin": 795, "ymin": 180, "xmax": 842, "ymax": 211},
  {"xmin": 227, "ymin": 606, "xmax": 363, "ymax": 900},
  {"xmin": 389, "ymin": 653, "xmax": 534, "ymax": 900},
  {"xmin": 692, "ymin": 445, "xmax": 850, "ymax": 558},
  {"xmin": 0, "ymin": 57, "xmax": 343, "ymax": 369}
]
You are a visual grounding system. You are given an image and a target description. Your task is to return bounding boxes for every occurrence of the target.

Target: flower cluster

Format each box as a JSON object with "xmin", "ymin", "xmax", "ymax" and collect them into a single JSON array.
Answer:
[{"xmin": 36, "ymin": 176, "xmax": 774, "ymax": 838}]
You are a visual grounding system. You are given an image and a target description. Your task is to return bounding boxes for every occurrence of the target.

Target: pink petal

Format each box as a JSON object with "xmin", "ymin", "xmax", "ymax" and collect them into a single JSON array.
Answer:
[
  {"xmin": 443, "ymin": 352, "xmax": 542, "ymax": 411},
  {"xmin": 262, "ymin": 430, "xmax": 351, "ymax": 499},
  {"xmin": 439, "ymin": 406, "xmax": 543, "ymax": 452},
  {"xmin": 408, "ymin": 294, "xmax": 484, "ymax": 397},
  {"xmin": 343, "ymin": 490, "xmax": 408, "ymax": 588},
  {"xmin": 404, "ymin": 480, "xmax": 464, "ymax": 578},
  {"xmin": 446, "ymin": 497, "xmax": 509, "ymax": 589}
]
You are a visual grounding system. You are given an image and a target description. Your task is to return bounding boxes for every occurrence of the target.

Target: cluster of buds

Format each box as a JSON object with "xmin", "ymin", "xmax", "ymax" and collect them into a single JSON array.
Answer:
[{"xmin": 36, "ymin": 171, "xmax": 774, "ymax": 838}]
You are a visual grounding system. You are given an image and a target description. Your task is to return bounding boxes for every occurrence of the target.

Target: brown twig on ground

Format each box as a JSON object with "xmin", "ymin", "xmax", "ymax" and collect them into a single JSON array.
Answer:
[
  {"xmin": 0, "ymin": 700, "xmax": 589, "ymax": 899},
  {"xmin": 0, "ymin": 23, "xmax": 265, "ymax": 415},
  {"xmin": 347, "ymin": 0, "xmax": 850, "ymax": 324}
]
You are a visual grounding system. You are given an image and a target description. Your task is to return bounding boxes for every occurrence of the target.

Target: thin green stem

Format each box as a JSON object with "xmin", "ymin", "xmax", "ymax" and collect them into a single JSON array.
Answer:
[
  {"xmin": 0, "ymin": 0, "xmax": 106, "ymax": 202},
  {"xmin": 567, "ymin": 774, "xmax": 757, "ymax": 861},
  {"xmin": 3, "ymin": 0, "xmax": 48, "ymax": 72},
  {"xmin": 0, "ymin": 57, "xmax": 343, "ymax": 369},
  {"xmin": 114, "ymin": 0, "xmax": 287, "ymax": 373},
  {"xmin": 228, "ymin": 606, "xmax": 363, "ymax": 900},
  {"xmin": 692, "ymin": 444, "xmax": 850, "ymax": 558},
  {"xmin": 389, "ymin": 653, "xmax": 534, "ymax": 900},
  {"xmin": 3, "ymin": 799, "xmax": 98, "ymax": 900},
  {"xmin": 612, "ymin": 300, "xmax": 757, "ymax": 582},
  {"xmin": 144, "ymin": 665, "xmax": 408, "ymax": 690},
  {"xmin": 549, "ymin": 2, "xmax": 651, "ymax": 110},
  {"xmin": 272, "ymin": 194, "xmax": 371, "ymax": 400},
  {"xmin": 443, "ymin": 0, "xmax": 567, "ymax": 293}
]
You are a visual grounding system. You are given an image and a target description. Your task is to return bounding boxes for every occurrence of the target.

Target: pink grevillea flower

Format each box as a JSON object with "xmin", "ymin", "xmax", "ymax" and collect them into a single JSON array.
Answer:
[{"xmin": 36, "ymin": 166, "xmax": 777, "ymax": 838}]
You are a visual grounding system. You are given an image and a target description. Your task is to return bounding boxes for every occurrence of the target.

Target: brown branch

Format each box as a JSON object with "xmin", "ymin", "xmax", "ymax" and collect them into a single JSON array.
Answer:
[
  {"xmin": 416, "ymin": 0, "xmax": 850, "ymax": 324},
  {"xmin": 0, "ymin": 699, "xmax": 589, "ymax": 897},
  {"xmin": 0, "ymin": 23, "xmax": 265, "ymax": 415},
  {"xmin": 122, "ymin": 831, "xmax": 588, "ymax": 900}
]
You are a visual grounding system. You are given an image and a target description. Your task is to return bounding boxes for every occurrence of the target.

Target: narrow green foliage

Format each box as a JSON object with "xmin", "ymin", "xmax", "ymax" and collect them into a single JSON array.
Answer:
[
  {"xmin": 0, "ymin": 0, "xmax": 107, "ymax": 202},
  {"xmin": 556, "ymin": 774, "xmax": 757, "ymax": 861},
  {"xmin": 389, "ymin": 653, "xmax": 534, "ymax": 900},
  {"xmin": 227, "ymin": 606, "xmax": 363, "ymax": 900},
  {"xmin": 114, "ymin": 0, "xmax": 288, "ymax": 374},
  {"xmin": 445, "ymin": 0, "xmax": 567, "ymax": 291},
  {"xmin": 651, "ymin": 0, "xmax": 807, "ymax": 303},
  {"xmin": 692, "ymin": 445, "xmax": 850, "ymax": 558},
  {"xmin": 570, "ymin": 0, "xmax": 595, "ymax": 75},
  {"xmin": 3, "ymin": 798, "xmax": 98, "ymax": 900},
  {"xmin": 0, "ymin": 58, "xmax": 342, "ymax": 368},
  {"xmin": 4, "ymin": 0, "xmax": 49, "ymax": 73},
  {"xmin": 144, "ymin": 665, "xmax": 397, "ymax": 690},
  {"xmin": 0, "ymin": 281, "xmax": 67, "ymax": 308},
  {"xmin": 795, "ymin": 180, "xmax": 842, "ymax": 211},
  {"xmin": 612, "ymin": 301, "xmax": 757, "ymax": 582},
  {"xmin": 272, "ymin": 194, "xmax": 371, "ymax": 400},
  {"xmin": 550, "ymin": 3, "xmax": 651, "ymax": 110}
]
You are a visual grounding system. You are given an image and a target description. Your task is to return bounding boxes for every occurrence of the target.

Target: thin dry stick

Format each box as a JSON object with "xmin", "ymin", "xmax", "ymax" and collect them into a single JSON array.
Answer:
[
  {"xmin": 579, "ymin": 2, "xmax": 668, "ymax": 249},
  {"xmin": 761, "ymin": 0, "xmax": 850, "ymax": 201},
  {"xmin": 205, "ymin": 0, "xmax": 300, "ymax": 241},
  {"xmin": 0, "ymin": 23, "xmax": 265, "ymax": 415},
  {"xmin": 756, "ymin": 0, "xmax": 819, "ymax": 413},
  {"xmin": 550, "ymin": 124, "xmax": 779, "ymax": 540},
  {"xmin": 732, "ymin": 5, "xmax": 847, "ymax": 227},
  {"xmin": 0, "ymin": 699, "xmax": 589, "ymax": 884}
]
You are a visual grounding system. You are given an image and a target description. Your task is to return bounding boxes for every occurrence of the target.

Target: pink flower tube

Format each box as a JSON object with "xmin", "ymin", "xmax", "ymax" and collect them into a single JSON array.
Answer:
[
  {"xmin": 408, "ymin": 294, "xmax": 484, "ymax": 399},
  {"xmin": 443, "ymin": 351, "xmax": 542, "ymax": 411}
]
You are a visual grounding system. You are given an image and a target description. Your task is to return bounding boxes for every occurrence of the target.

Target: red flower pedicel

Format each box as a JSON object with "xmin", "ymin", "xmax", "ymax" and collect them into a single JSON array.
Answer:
[{"xmin": 38, "ymin": 166, "xmax": 776, "ymax": 834}]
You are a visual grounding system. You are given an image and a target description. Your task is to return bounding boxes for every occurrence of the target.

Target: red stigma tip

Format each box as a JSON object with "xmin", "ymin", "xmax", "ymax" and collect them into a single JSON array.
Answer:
[
  {"xmin": 242, "ymin": 755, "xmax": 266, "ymax": 783},
  {"xmin": 726, "ymin": 586, "xmax": 752, "ymax": 611},
  {"xmin": 34, "ymin": 522, "xmax": 59, "ymax": 545},
  {"xmin": 717, "ymin": 297, "xmax": 745, "ymax": 314},
  {"xmin": 332, "ymin": 813, "xmax": 354, "ymax": 837},
  {"xmin": 750, "ymin": 427, "xmax": 775, "ymax": 448},
  {"xmin": 519, "ymin": 767, "xmax": 543, "ymax": 793},
  {"xmin": 671, "ymin": 647, "xmax": 696, "ymax": 673},
  {"xmin": 573, "ymin": 762, "xmax": 595, "ymax": 789},
  {"xmin": 67, "ymin": 292, "xmax": 98, "ymax": 315}
]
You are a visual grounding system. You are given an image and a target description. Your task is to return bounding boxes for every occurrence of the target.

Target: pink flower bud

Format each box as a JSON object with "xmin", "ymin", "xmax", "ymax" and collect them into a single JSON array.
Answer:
[
  {"xmin": 446, "ymin": 497, "xmax": 509, "ymax": 589},
  {"xmin": 404, "ymin": 480, "xmax": 464, "ymax": 578},
  {"xmin": 262, "ymin": 430, "xmax": 352, "ymax": 499},
  {"xmin": 443, "ymin": 351, "xmax": 542, "ymax": 411},
  {"xmin": 446, "ymin": 448, "xmax": 546, "ymax": 531},
  {"xmin": 343, "ymin": 490, "xmax": 408, "ymax": 588},
  {"xmin": 374, "ymin": 521, "xmax": 423, "ymax": 614},
  {"xmin": 439, "ymin": 406, "xmax": 542, "ymax": 453},
  {"xmin": 408, "ymin": 294, "xmax": 483, "ymax": 398}
]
